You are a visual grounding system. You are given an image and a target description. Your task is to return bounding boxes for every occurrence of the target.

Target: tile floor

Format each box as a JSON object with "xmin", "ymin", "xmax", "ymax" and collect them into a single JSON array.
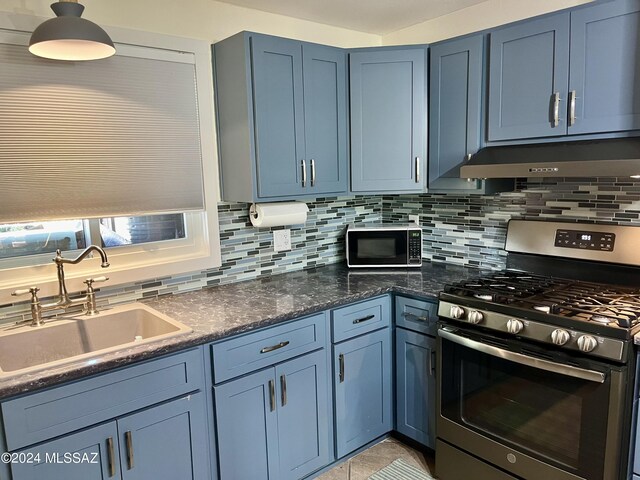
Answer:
[{"xmin": 316, "ymin": 437, "xmax": 435, "ymax": 480}]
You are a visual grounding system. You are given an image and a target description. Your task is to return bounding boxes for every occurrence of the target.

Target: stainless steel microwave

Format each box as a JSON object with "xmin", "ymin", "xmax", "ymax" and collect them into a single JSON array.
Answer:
[{"xmin": 346, "ymin": 224, "xmax": 422, "ymax": 268}]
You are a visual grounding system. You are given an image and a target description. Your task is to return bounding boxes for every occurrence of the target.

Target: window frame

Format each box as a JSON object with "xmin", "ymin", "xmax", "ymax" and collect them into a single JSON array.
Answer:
[{"xmin": 0, "ymin": 15, "xmax": 221, "ymax": 306}]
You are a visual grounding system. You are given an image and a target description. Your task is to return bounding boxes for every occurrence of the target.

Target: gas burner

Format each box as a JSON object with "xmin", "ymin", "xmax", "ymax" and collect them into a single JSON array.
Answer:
[
  {"xmin": 534, "ymin": 305, "xmax": 551, "ymax": 314},
  {"xmin": 591, "ymin": 315, "xmax": 615, "ymax": 324}
]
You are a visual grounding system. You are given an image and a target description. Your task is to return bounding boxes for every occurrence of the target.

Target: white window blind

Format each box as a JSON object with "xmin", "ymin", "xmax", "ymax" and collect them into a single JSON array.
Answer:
[{"xmin": 0, "ymin": 34, "xmax": 205, "ymax": 224}]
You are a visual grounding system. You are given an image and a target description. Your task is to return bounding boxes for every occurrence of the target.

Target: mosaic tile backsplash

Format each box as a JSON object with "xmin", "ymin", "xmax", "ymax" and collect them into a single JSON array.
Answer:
[
  {"xmin": 1, "ymin": 178, "xmax": 639, "ymax": 323},
  {"xmin": 383, "ymin": 177, "xmax": 640, "ymax": 270}
]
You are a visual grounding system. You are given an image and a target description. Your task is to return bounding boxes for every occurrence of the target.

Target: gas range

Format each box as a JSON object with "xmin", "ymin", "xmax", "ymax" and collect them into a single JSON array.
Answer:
[
  {"xmin": 436, "ymin": 219, "xmax": 640, "ymax": 480},
  {"xmin": 438, "ymin": 220, "xmax": 640, "ymax": 363},
  {"xmin": 439, "ymin": 271, "xmax": 640, "ymax": 361}
]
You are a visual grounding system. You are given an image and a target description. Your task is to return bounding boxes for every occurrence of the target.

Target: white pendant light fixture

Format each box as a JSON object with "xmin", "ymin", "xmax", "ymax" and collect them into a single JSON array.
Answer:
[{"xmin": 29, "ymin": 0, "xmax": 115, "ymax": 61}]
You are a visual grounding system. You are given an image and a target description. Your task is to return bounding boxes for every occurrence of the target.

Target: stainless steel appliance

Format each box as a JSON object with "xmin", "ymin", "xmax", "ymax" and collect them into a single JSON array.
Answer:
[
  {"xmin": 346, "ymin": 224, "xmax": 422, "ymax": 268},
  {"xmin": 436, "ymin": 219, "xmax": 640, "ymax": 480}
]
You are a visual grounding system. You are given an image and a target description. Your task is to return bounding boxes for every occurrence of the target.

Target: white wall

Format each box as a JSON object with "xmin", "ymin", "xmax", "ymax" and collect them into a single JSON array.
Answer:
[
  {"xmin": 382, "ymin": 0, "xmax": 594, "ymax": 45},
  {"xmin": 0, "ymin": 0, "xmax": 381, "ymax": 47}
]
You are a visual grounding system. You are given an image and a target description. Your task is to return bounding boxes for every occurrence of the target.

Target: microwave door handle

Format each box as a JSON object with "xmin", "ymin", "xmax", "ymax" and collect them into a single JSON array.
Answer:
[{"xmin": 438, "ymin": 329, "xmax": 605, "ymax": 384}]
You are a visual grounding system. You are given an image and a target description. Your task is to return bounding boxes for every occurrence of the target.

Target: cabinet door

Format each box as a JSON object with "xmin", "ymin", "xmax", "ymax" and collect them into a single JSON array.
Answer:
[
  {"xmin": 251, "ymin": 35, "xmax": 306, "ymax": 198},
  {"xmin": 488, "ymin": 13, "xmax": 570, "ymax": 141},
  {"xmin": 275, "ymin": 350, "xmax": 333, "ymax": 480},
  {"xmin": 215, "ymin": 368, "xmax": 278, "ymax": 480},
  {"xmin": 303, "ymin": 44, "xmax": 348, "ymax": 196},
  {"xmin": 429, "ymin": 35, "xmax": 485, "ymax": 191},
  {"xmin": 334, "ymin": 328, "xmax": 393, "ymax": 458},
  {"xmin": 117, "ymin": 393, "xmax": 209, "ymax": 480},
  {"xmin": 350, "ymin": 49, "xmax": 426, "ymax": 192},
  {"xmin": 395, "ymin": 328, "xmax": 436, "ymax": 449},
  {"xmin": 11, "ymin": 422, "xmax": 120, "ymax": 480},
  {"xmin": 569, "ymin": 0, "xmax": 640, "ymax": 134}
]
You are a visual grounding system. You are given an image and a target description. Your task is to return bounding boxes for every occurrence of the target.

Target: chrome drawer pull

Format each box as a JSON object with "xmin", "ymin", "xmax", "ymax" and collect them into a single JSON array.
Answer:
[
  {"xmin": 301, "ymin": 160, "xmax": 307, "ymax": 187},
  {"xmin": 402, "ymin": 312, "xmax": 429, "ymax": 322},
  {"xmin": 260, "ymin": 341, "xmax": 290, "ymax": 354},
  {"xmin": 415, "ymin": 156, "xmax": 421, "ymax": 183},
  {"xmin": 310, "ymin": 159, "xmax": 316, "ymax": 187},
  {"xmin": 352, "ymin": 314, "xmax": 375, "ymax": 324},
  {"xmin": 339, "ymin": 354, "xmax": 345, "ymax": 383},
  {"xmin": 569, "ymin": 90, "xmax": 577, "ymax": 126},
  {"xmin": 552, "ymin": 92, "xmax": 561, "ymax": 128},
  {"xmin": 125, "ymin": 431, "xmax": 134, "ymax": 469}
]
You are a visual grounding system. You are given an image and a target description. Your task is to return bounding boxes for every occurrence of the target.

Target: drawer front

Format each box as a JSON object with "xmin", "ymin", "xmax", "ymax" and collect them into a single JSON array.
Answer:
[
  {"xmin": 211, "ymin": 312, "xmax": 327, "ymax": 384},
  {"xmin": 2, "ymin": 348, "xmax": 204, "ymax": 451},
  {"xmin": 332, "ymin": 295, "xmax": 391, "ymax": 343},
  {"xmin": 395, "ymin": 296, "xmax": 438, "ymax": 336}
]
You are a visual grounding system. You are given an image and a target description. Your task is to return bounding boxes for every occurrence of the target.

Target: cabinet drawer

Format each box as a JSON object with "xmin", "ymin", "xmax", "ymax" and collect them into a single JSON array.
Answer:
[
  {"xmin": 332, "ymin": 296, "xmax": 391, "ymax": 343},
  {"xmin": 1, "ymin": 348, "xmax": 204, "ymax": 451},
  {"xmin": 395, "ymin": 296, "xmax": 438, "ymax": 336},
  {"xmin": 211, "ymin": 312, "xmax": 327, "ymax": 384}
]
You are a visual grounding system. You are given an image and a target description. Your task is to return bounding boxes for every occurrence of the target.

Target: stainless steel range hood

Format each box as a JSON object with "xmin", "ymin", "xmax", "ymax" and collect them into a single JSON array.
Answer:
[{"xmin": 460, "ymin": 138, "xmax": 640, "ymax": 179}]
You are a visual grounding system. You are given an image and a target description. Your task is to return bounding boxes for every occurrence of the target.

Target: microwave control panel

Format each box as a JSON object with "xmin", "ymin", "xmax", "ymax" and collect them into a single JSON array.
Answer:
[
  {"xmin": 555, "ymin": 229, "xmax": 616, "ymax": 252},
  {"xmin": 408, "ymin": 230, "xmax": 422, "ymax": 263}
]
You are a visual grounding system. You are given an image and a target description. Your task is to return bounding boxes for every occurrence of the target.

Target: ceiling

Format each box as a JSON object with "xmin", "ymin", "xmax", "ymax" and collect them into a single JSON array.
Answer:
[{"xmin": 215, "ymin": 0, "xmax": 490, "ymax": 35}]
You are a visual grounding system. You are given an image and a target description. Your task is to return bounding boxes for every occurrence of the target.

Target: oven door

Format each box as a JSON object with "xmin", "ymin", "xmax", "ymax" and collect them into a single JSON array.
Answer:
[
  {"xmin": 346, "ymin": 229, "xmax": 408, "ymax": 267},
  {"xmin": 437, "ymin": 325, "xmax": 628, "ymax": 480}
]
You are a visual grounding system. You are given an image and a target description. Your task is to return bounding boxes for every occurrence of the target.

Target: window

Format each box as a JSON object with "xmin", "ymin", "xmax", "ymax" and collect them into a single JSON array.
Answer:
[{"xmin": 0, "ymin": 15, "xmax": 221, "ymax": 305}]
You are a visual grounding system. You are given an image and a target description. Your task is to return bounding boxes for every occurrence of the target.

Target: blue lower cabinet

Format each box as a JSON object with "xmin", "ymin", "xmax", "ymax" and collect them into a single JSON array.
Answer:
[
  {"xmin": 117, "ymin": 393, "xmax": 210, "ymax": 480},
  {"xmin": 11, "ymin": 422, "xmax": 120, "ymax": 480},
  {"xmin": 275, "ymin": 350, "xmax": 332, "ymax": 480},
  {"xmin": 333, "ymin": 328, "xmax": 393, "ymax": 458},
  {"xmin": 215, "ymin": 349, "xmax": 331, "ymax": 480},
  {"xmin": 395, "ymin": 328, "xmax": 436, "ymax": 448},
  {"xmin": 215, "ymin": 368, "xmax": 278, "ymax": 480}
]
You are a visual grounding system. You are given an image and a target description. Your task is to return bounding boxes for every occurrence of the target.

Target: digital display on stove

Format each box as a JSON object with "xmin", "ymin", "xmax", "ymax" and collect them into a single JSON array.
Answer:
[{"xmin": 555, "ymin": 229, "xmax": 615, "ymax": 252}]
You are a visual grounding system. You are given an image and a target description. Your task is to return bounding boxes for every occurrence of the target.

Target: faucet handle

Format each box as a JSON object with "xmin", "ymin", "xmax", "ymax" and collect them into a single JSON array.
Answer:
[
  {"xmin": 12, "ymin": 287, "xmax": 40, "ymax": 301},
  {"xmin": 84, "ymin": 276, "xmax": 109, "ymax": 289}
]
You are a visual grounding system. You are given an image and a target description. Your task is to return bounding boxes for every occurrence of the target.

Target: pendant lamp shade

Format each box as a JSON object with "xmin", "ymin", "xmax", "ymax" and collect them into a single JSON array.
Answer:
[{"xmin": 29, "ymin": 1, "xmax": 115, "ymax": 61}]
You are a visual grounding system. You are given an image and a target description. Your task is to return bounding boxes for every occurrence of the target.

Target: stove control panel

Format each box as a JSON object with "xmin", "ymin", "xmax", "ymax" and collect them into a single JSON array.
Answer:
[{"xmin": 555, "ymin": 229, "xmax": 616, "ymax": 252}]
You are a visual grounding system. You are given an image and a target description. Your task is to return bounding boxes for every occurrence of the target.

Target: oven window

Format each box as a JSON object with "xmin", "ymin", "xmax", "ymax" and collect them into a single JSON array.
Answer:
[{"xmin": 441, "ymin": 336, "xmax": 611, "ymax": 476}]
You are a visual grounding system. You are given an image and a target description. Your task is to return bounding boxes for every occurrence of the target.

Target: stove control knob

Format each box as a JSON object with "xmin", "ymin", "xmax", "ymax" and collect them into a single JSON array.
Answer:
[
  {"xmin": 450, "ymin": 305, "xmax": 465, "ymax": 319},
  {"xmin": 551, "ymin": 329, "xmax": 570, "ymax": 346},
  {"xmin": 577, "ymin": 335, "xmax": 598, "ymax": 353},
  {"xmin": 506, "ymin": 319, "xmax": 524, "ymax": 335},
  {"xmin": 468, "ymin": 310, "xmax": 484, "ymax": 324}
]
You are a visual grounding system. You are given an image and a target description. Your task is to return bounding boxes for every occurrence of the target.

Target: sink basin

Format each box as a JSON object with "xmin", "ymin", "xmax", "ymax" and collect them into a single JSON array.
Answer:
[{"xmin": 0, "ymin": 303, "xmax": 192, "ymax": 378}]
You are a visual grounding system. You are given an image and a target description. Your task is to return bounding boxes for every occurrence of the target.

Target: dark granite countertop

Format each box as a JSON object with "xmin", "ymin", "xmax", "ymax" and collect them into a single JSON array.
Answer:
[{"xmin": 0, "ymin": 262, "xmax": 484, "ymax": 400}]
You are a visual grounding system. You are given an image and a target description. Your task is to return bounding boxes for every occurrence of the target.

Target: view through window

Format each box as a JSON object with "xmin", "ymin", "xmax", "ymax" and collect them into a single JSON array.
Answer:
[{"xmin": 0, "ymin": 214, "xmax": 186, "ymax": 260}]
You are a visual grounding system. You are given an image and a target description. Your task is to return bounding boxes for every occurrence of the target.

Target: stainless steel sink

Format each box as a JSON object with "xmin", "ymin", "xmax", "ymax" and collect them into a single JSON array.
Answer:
[{"xmin": 0, "ymin": 303, "xmax": 191, "ymax": 377}]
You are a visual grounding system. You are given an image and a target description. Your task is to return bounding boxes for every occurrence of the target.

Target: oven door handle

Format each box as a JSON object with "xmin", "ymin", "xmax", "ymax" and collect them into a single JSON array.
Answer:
[{"xmin": 439, "ymin": 329, "xmax": 606, "ymax": 384}]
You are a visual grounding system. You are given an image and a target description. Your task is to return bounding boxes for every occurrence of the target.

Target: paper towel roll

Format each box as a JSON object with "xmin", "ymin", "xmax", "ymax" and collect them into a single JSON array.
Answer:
[{"xmin": 249, "ymin": 202, "xmax": 309, "ymax": 228}]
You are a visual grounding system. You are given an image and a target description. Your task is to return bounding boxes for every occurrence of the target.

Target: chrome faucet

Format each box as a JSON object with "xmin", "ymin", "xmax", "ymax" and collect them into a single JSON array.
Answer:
[{"xmin": 12, "ymin": 245, "xmax": 110, "ymax": 326}]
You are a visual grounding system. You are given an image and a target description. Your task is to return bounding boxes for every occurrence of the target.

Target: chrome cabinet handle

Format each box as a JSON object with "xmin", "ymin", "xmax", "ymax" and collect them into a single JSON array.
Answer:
[
  {"xmin": 310, "ymin": 159, "xmax": 316, "ymax": 187},
  {"xmin": 260, "ymin": 341, "xmax": 289, "ymax": 354},
  {"xmin": 301, "ymin": 160, "xmax": 307, "ymax": 187},
  {"xmin": 106, "ymin": 437, "xmax": 116, "ymax": 477},
  {"xmin": 569, "ymin": 90, "xmax": 577, "ymax": 126},
  {"xmin": 352, "ymin": 314, "xmax": 375, "ymax": 324},
  {"xmin": 415, "ymin": 157, "xmax": 421, "ymax": 183},
  {"xmin": 402, "ymin": 312, "xmax": 429, "ymax": 322},
  {"xmin": 125, "ymin": 431, "xmax": 134, "ymax": 469},
  {"xmin": 552, "ymin": 92, "xmax": 561, "ymax": 128},
  {"xmin": 269, "ymin": 379, "xmax": 276, "ymax": 412},
  {"xmin": 280, "ymin": 374, "xmax": 287, "ymax": 407},
  {"xmin": 430, "ymin": 349, "xmax": 436, "ymax": 376},
  {"xmin": 339, "ymin": 354, "xmax": 345, "ymax": 383},
  {"xmin": 465, "ymin": 154, "xmax": 472, "ymax": 162}
]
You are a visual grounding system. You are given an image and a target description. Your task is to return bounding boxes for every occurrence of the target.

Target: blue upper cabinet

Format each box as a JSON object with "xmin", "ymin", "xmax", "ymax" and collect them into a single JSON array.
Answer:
[
  {"xmin": 302, "ymin": 44, "xmax": 349, "ymax": 196},
  {"xmin": 488, "ymin": 13, "xmax": 570, "ymax": 141},
  {"xmin": 213, "ymin": 32, "xmax": 348, "ymax": 202},
  {"xmin": 429, "ymin": 35, "xmax": 488, "ymax": 192},
  {"xmin": 350, "ymin": 48, "xmax": 427, "ymax": 193},
  {"xmin": 252, "ymin": 35, "xmax": 306, "ymax": 198},
  {"xmin": 569, "ymin": 0, "xmax": 640, "ymax": 135}
]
